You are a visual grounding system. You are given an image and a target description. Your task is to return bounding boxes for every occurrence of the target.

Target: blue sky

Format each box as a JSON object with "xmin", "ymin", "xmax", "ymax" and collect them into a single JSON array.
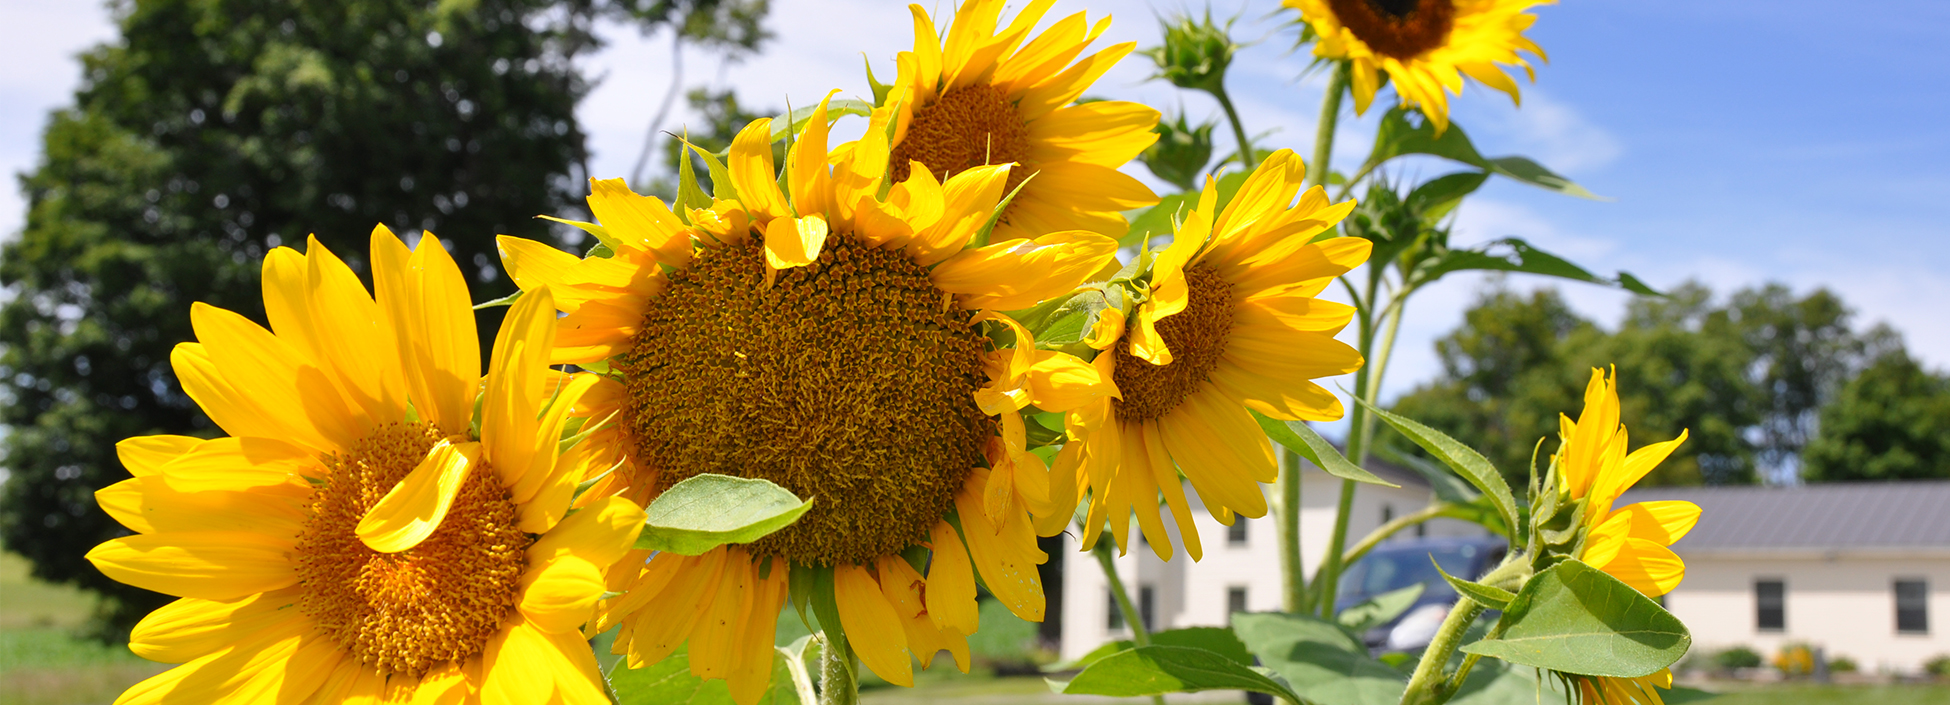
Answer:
[{"xmin": 6, "ymin": 0, "xmax": 1947, "ymax": 405}]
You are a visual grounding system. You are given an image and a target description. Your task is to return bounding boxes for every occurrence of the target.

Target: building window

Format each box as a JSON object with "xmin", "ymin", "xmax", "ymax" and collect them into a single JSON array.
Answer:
[
  {"xmin": 1756, "ymin": 579, "xmax": 1785, "ymax": 632},
  {"xmin": 1140, "ymin": 584, "xmax": 1156, "ymax": 631},
  {"xmin": 1227, "ymin": 586, "xmax": 1249, "ymax": 620},
  {"xmin": 1896, "ymin": 579, "xmax": 1929, "ymax": 634},
  {"xmin": 1382, "ymin": 504, "xmax": 1395, "ymax": 524},
  {"xmin": 1228, "ymin": 518, "xmax": 1248, "ymax": 547},
  {"xmin": 1107, "ymin": 589, "xmax": 1124, "ymax": 630}
]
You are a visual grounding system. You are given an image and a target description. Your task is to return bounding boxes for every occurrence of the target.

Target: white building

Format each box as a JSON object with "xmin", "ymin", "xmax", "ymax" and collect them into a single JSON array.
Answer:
[
  {"xmin": 1057, "ymin": 457, "xmax": 1488, "ymax": 661},
  {"xmin": 1622, "ymin": 481, "xmax": 1950, "ymax": 674}
]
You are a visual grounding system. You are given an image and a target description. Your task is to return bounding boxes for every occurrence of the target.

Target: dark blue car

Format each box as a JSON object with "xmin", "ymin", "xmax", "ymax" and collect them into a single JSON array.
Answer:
[{"xmin": 1333, "ymin": 535, "xmax": 1507, "ymax": 652}]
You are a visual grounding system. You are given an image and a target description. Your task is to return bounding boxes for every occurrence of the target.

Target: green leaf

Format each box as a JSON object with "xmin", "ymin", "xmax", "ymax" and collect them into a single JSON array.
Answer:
[
  {"xmin": 1432, "ymin": 560, "xmax": 1515, "ymax": 610},
  {"xmin": 1362, "ymin": 107, "xmax": 1603, "ymax": 200},
  {"xmin": 1373, "ymin": 443, "xmax": 1479, "ymax": 504},
  {"xmin": 632, "ymin": 474, "xmax": 813, "ymax": 555},
  {"xmin": 1404, "ymin": 171, "xmax": 1489, "ymax": 223},
  {"xmin": 1051, "ymin": 645, "xmax": 1303, "ymax": 704},
  {"xmin": 609, "ymin": 644, "xmax": 801, "ymax": 705},
  {"xmin": 472, "ymin": 289, "xmax": 522, "ymax": 310},
  {"xmin": 1118, "ymin": 169, "xmax": 1252, "ymax": 249},
  {"xmin": 1336, "ymin": 583, "xmax": 1424, "ymax": 634},
  {"xmin": 1353, "ymin": 399, "xmax": 1519, "ymax": 544},
  {"xmin": 1417, "ymin": 237, "xmax": 1659, "ymax": 296},
  {"xmin": 1233, "ymin": 612, "xmax": 1405, "ymax": 705},
  {"xmin": 1461, "ymin": 560, "xmax": 1691, "ymax": 678},
  {"xmin": 1044, "ymin": 626, "xmax": 1253, "ymax": 672},
  {"xmin": 1254, "ymin": 411, "xmax": 1397, "ymax": 487}
]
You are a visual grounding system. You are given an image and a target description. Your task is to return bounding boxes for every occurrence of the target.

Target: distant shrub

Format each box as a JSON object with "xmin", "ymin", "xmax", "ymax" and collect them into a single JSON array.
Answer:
[
  {"xmin": 1714, "ymin": 646, "xmax": 1763, "ymax": 671},
  {"xmin": 1774, "ymin": 643, "xmax": 1815, "ymax": 677},
  {"xmin": 1926, "ymin": 654, "xmax": 1950, "ymax": 678},
  {"xmin": 1828, "ymin": 655, "xmax": 1858, "ymax": 673}
]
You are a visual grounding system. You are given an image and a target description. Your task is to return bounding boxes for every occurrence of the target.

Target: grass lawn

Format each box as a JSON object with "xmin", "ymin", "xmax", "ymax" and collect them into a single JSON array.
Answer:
[
  {"xmin": 3, "ymin": 552, "xmax": 169, "ymax": 705},
  {"xmin": 1692, "ymin": 682, "xmax": 1950, "ymax": 705}
]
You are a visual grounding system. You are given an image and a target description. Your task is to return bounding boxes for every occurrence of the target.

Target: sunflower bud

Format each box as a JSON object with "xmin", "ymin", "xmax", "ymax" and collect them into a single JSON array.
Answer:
[
  {"xmin": 1140, "ymin": 112, "xmax": 1217, "ymax": 192},
  {"xmin": 1142, "ymin": 10, "xmax": 1237, "ymax": 97}
]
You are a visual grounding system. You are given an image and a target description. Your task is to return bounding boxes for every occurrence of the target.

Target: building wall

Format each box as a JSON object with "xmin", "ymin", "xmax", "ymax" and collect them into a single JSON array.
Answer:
[
  {"xmin": 1058, "ymin": 466, "xmax": 1489, "ymax": 660},
  {"xmin": 1666, "ymin": 553, "xmax": 1950, "ymax": 673}
]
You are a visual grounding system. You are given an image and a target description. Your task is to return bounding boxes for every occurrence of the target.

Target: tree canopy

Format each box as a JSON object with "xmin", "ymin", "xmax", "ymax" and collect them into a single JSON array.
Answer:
[{"xmin": 1386, "ymin": 281, "xmax": 1934, "ymax": 487}]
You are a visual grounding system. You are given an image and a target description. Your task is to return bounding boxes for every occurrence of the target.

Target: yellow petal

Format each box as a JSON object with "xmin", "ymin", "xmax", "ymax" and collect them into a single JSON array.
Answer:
[
  {"xmin": 154, "ymin": 436, "xmax": 318, "ymax": 493},
  {"xmin": 1597, "ymin": 538, "xmax": 1687, "ymax": 597},
  {"xmin": 116, "ymin": 435, "xmax": 203, "ymax": 477},
  {"xmin": 483, "ymin": 287, "xmax": 557, "ymax": 501},
  {"xmin": 788, "ymin": 91, "xmax": 841, "ymax": 218},
  {"xmin": 180, "ymin": 306, "xmax": 351, "ymax": 451},
  {"xmin": 1141, "ymin": 419, "xmax": 1205, "ymax": 561},
  {"xmin": 724, "ymin": 562, "xmax": 789, "ymax": 705},
  {"xmin": 835, "ymin": 564, "xmax": 912, "ymax": 687},
  {"xmin": 586, "ymin": 178, "xmax": 694, "ymax": 266},
  {"xmin": 932, "ymin": 230, "xmax": 1117, "ymax": 311},
  {"xmin": 356, "ymin": 440, "xmax": 481, "ymax": 553},
  {"xmin": 1025, "ymin": 349, "xmax": 1117, "ymax": 412},
  {"xmin": 686, "ymin": 551, "xmax": 751, "ymax": 680},
  {"xmin": 763, "ymin": 214, "xmax": 829, "ymax": 272},
  {"xmin": 529, "ymin": 495, "xmax": 646, "ymax": 569},
  {"xmin": 876, "ymin": 555, "xmax": 961, "ymax": 672},
  {"xmin": 926, "ymin": 520, "xmax": 979, "ymax": 635},
  {"xmin": 552, "ymin": 295, "xmax": 643, "ymax": 366},
  {"xmin": 303, "ymin": 235, "xmax": 407, "ymax": 425},
  {"xmin": 952, "ymin": 468, "xmax": 1045, "ymax": 621},
  {"xmin": 481, "ymin": 620, "xmax": 609, "ymax": 705},
  {"xmin": 520, "ymin": 554, "xmax": 606, "ymax": 634},
  {"xmin": 115, "ymin": 617, "xmax": 340, "ymax": 705},
  {"xmin": 97, "ymin": 477, "xmax": 307, "ymax": 536},
  {"xmin": 624, "ymin": 549, "xmax": 726, "ymax": 668},
  {"xmin": 128, "ymin": 587, "xmax": 304, "ymax": 664},
  {"xmin": 728, "ymin": 118, "xmax": 790, "ymax": 221},
  {"xmin": 406, "ymin": 233, "xmax": 482, "ymax": 436},
  {"xmin": 516, "ymin": 373, "xmax": 604, "ymax": 534},
  {"xmin": 87, "ymin": 532, "xmax": 296, "ymax": 600}
]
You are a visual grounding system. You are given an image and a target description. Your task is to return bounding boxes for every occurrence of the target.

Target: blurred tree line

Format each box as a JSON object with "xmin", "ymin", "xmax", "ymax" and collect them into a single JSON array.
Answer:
[
  {"xmin": 0, "ymin": 0, "xmax": 768, "ymax": 637},
  {"xmin": 1387, "ymin": 280, "xmax": 1950, "ymax": 487}
]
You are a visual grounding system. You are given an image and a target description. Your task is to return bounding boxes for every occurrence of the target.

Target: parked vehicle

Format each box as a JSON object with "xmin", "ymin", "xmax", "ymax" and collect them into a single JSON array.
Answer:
[{"xmin": 1334, "ymin": 536, "xmax": 1507, "ymax": 653}]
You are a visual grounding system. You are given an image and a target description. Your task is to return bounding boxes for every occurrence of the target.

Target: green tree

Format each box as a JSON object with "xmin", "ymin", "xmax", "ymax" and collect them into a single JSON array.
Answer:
[
  {"xmin": 0, "ymin": 0, "xmax": 596, "ymax": 636},
  {"xmin": 1802, "ymin": 342, "xmax": 1950, "ymax": 482},
  {"xmin": 1388, "ymin": 281, "xmax": 1877, "ymax": 487}
]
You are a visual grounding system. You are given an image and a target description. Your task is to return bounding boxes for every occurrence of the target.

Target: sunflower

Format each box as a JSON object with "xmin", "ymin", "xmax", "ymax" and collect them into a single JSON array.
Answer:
[
  {"xmin": 874, "ymin": 0, "xmax": 1160, "ymax": 242},
  {"xmin": 1286, "ymin": 0, "xmax": 1550, "ymax": 133},
  {"xmin": 1055, "ymin": 150, "xmax": 1368, "ymax": 561},
  {"xmin": 1551, "ymin": 368, "xmax": 1697, "ymax": 704},
  {"xmin": 84, "ymin": 230, "xmax": 642, "ymax": 704},
  {"xmin": 496, "ymin": 93, "xmax": 1118, "ymax": 702}
]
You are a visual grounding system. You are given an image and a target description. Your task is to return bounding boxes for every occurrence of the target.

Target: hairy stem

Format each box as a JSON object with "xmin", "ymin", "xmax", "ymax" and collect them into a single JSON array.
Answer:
[
  {"xmin": 1279, "ymin": 448, "xmax": 1306, "ymax": 613},
  {"xmin": 817, "ymin": 632, "xmax": 859, "ymax": 705},
  {"xmin": 1399, "ymin": 560, "xmax": 1533, "ymax": 705}
]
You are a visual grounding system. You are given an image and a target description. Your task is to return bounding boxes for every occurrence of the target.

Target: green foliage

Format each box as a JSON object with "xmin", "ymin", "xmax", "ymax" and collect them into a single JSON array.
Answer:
[
  {"xmin": 1925, "ymin": 653, "xmax": 1950, "ymax": 678},
  {"xmin": 1141, "ymin": 110, "xmax": 1217, "ymax": 192},
  {"xmin": 1357, "ymin": 400, "xmax": 1521, "ymax": 543},
  {"xmin": 632, "ymin": 474, "xmax": 812, "ymax": 555},
  {"xmin": 608, "ymin": 644, "xmax": 802, "ymax": 705},
  {"xmin": 1048, "ymin": 626, "xmax": 1252, "ymax": 672},
  {"xmin": 1232, "ymin": 611, "xmax": 1405, "ymax": 705},
  {"xmin": 1462, "ymin": 560, "xmax": 1690, "ymax": 678},
  {"xmin": 1802, "ymin": 346, "xmax": 1950, "ymax": 481},
  {"xmin": 1255, "ymin": 410, "xmax": 1397, "ymax": 487},
  {"xmin": 0, "ymin": 0, "xmax": 595, "ymax": 636},
  {"xmin": 1049, "ymin": 644, "xmax": 1302, "ymax": 704},
  {"xmin": 1830, "ymin": 655, "xmax": 1859, "ymax": 673},
  {"xmin": 1712, "ymin": 646, "xmax": 1763, "ymax": 671},
  {"xmin": 1358, "ymin": 106, "xmax": 1602, "ymax": 200},
  {"xmin": 1389, "ymin": 281, "xmax": 1906, "ymax": 486},
  {"xmin": 1336, "ymin": 584, "xmax": 1424, "ymax": 634}
]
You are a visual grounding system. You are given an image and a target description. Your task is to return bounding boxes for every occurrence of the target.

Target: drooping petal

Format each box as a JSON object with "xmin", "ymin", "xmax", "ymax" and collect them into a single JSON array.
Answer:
[
  {"xmin": 926, "ymin": 520, "xmax": 980, "ymax": 636},
  {"xmin": 762, "ymin": 214, "xmax": 829, "ymax": 272},
  {"xmin": 952, "ymin": 468, "xmax": 1045, "ymax": 621},
  {"xmin": 727, "ymin": 118, "xmax": 790, "ymax": 222},
  {"xmin": 835, "ymin": 564, "xmax": 913, "ymax": 687},
  {"xmin": 529, "ymin": 494, "xmax": 647, "ymax": 569},
  {"xmin": 356, "ymin": 440, "xmax": 482, "ymax": 553}
]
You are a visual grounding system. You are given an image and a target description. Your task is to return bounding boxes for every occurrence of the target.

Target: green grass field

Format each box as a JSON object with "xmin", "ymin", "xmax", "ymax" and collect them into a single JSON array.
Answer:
[{"xmin": 5, "ymin": 550, "xmax": 1947, "ymax": 705}]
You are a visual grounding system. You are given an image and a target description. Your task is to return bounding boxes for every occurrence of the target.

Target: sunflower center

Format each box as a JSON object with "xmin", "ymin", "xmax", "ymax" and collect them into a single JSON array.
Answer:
[
  {"xmin": 617, "ymin": 234, "xmax": 994, "ymax": 566},
  {"xmin": 1330, "ymin": 0, "xmax": 1456, "ymax": 59},
  {"xmin": 294, "ymin": 422, "xmax": 529, "ymax": 677},
  {"xmin": 890, "ymin": 84, "xmax": 1033, "ymax": 208},
  {"xmin": 1112, "ymin": 265, "xmax": 1235, "ymax": 422}
]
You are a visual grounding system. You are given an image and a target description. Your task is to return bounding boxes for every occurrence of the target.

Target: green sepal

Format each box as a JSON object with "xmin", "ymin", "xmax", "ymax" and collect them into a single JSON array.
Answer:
[
  {"xmin": 969, "ymin": 171, "xmax": 1038, "ymax": 248},
  {"xmin": 537, "ymin": 214, "xmax": 622, "ymax": 255},
  {"xmin": 681, "ymin": 136, "xmax": 739, "ymax": 204},
  {"xmin": 864, "ymin": 54, "xmax": 894, "ymax": 105},
  {"xmin": 674, "ymin": 128, "xmax": 711, "ymax": 221},
  {"xmin": 472, "ymin": 289, "xmax": 522, "ymax": 310},
  {"xmin": 1432, "ymin": 559, "xmax": 1516, "ymax": 610}
]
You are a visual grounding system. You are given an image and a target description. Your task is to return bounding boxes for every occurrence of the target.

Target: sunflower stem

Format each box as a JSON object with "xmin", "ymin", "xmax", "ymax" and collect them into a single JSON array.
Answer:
[
  {"xmin": 1305, "ymin": 62, "xmax": 1350, "ymax": 189},
  {"xmin": 1311, "ymin": 222, "xmax": 1381, "ymax": 617},
  {"xmin": 1278, "ymin": 448, "xmax": 1306, "ymax": 612},
  {"xmin": 817, "ymin": 632, "xmax": 860, "ymax": 705},
  {"xmin": 1212, "ymin": 84, "xmax": 1256, "ymax": 168},
  {"xmin": 1091, "ymin": 538, "xmax": 1167, "ymax": 705},
  {"xmin": 1399, "ymin": 597, "xmax": 1486, "ymax": 705}
]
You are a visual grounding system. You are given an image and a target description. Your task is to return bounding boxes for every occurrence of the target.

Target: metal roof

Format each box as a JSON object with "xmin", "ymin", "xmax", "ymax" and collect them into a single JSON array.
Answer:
[{"xmin": 1616, "ymin": 481, "xmax": 1950, "ymax": 553}]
